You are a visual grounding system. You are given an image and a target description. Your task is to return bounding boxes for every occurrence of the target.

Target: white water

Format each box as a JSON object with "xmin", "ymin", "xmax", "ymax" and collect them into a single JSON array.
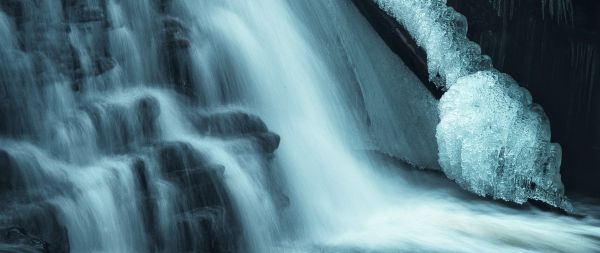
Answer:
[
  {"xmin": 172, "ymin": 0, "xmax": 600, "ymax": 251},
  {"xmin": 0, "ymin": 0, "xmax": 599, "ymax": 252}
]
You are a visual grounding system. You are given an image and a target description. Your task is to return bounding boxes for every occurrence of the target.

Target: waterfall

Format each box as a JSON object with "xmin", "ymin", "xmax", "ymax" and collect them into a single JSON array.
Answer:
[{"xmin": 1, "ymin": 0, "xmax": 599, "ymax": 253}]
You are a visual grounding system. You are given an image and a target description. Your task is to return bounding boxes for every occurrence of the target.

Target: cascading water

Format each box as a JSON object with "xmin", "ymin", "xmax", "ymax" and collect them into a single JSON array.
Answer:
[{"xmin": 0, "ymin": 0, "xmax": 599, "ymax": 253}]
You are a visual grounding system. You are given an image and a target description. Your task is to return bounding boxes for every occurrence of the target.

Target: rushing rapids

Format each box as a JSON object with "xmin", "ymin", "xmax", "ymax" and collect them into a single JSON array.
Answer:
[{"xmin": 0, "ymin": 0, "xmax": 599, "ymax": 252}]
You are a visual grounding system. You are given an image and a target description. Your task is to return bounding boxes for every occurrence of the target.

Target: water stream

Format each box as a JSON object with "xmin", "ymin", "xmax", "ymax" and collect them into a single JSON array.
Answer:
[{"xmin": 0, "ymin": 0, "xmax": 599, "ymax": 252}]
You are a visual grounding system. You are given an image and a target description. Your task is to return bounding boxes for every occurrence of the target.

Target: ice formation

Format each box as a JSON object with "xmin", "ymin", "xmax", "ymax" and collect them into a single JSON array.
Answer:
[{"xmin": 374, "ymin": 0, "xmax": 572, "ymax": 210}]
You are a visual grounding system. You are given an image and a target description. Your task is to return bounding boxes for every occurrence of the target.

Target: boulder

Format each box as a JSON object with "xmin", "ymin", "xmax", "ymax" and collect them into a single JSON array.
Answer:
[
  {"xmin": 156, "ymin": 142, "xmax": 232, "ymax": 208},
  {"xmin": 0, "ymin": 227, "xmax": 48, "ymax": 253},
  {"xmin": 0, "ymin": 203, "xmax": 69, "ymax": 253},
  {"xmin": 167, "ymin": 166, "xmax": 228, "ymax": 209},
  {"xmin": 92, "ymin": 56, "xmax": 116, "ymax": 76},
  {"xmin": 0, "ymin": 148, "xmax": 69, "ymax": 253},
  {"xmin": 175, "ymin": 207, "xmax": 238, "ymax": 253},
  {"xmin": 152, "ymin": 142, "xmax": 241, "ymax": 251},
  {"xmin": 161, "ymin": 17, "xmax": 190, "ymax": 49},
  {"xmin": 136, "ymin": 96, "xmax": 161, "ymax": 138},
  {"xmin": 190, "ymin": 111, "xmax": 268, "ymax": 136},
  {"xmin": 159, "ymin": 16, "xmax": 194, "ymax": 97},
  {"xmin": 190, "ymin": 110, "xmax": 281, "ymax": 153},
  {"xmin": 252, "ymin": 132, "xmax": 281, "ymax": 154},
  {"xmin": 130, "ymin": 159, "xmax": 163, "ymax": 251},
  {"xmin": 157, "ymin": 142, "xmax": 210, "ymax": 173}
]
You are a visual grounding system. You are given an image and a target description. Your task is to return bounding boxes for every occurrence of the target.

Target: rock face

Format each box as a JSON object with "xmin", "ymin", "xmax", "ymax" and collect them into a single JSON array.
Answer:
[
  {"xmin": 131, "ymin": 141, "xmax": 243, "ymax": 253},
  {"xmin": 81, "ymin": 95, "xmax": 163, "ymax": 154},
  {"xmin": 159, "ymin": 14, "xmax": 196, "ymax": 99},
  {"xmin": 0, "ymin": 149, "xmax": 70, "ymax": 253},
  {"xmin": 0, "ymin": 106, "xmax": 280, "ymax": 252}
]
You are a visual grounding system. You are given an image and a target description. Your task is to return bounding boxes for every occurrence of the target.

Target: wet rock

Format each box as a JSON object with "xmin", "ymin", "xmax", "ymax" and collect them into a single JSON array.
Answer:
[
  {"xmin": 70, "ymin": 55, "xmax": 116, "ymax": 91},
  {"xmin": 136, "ymin": 96, "xmax": 161, "ymax": 138},
  {"xmin": 176, "ymin": 207, "xmax": 238, "ymax": 253},
  {"xmin": 167, "ymin": 37, "xmax": 191, "ymax": 49},
  {"xmin": 0, "ymin": 227, "xmax": 48, "ymax": 253},
  {"xmin": 82, "ymin": 95, "xmax": 161, "ymax": 153},
  {"xmin": 69, "ymin": 5, "xmax": 105, "ymax": 23},
  {"xmin": 167, "ymin": 165, "xmax": 228, "ymax": 209},
  {"xmin": 161, "ymin": 17, "xmax": 190, "ymax": 49},
  {"xmin": 92, "ymin": 56, "xmax": 116, "ymax": 76},
  {"xmin": 162, "ymin": 48, "xmax": 194, "ymax": 97},
  {"xmin": 157, "ymin": 142, "xmax": 210, "ymax": 173},
  {"xmin": 137, "ymin": 97, "xmax": 161, "ymax": 123},
  {"xmin": 157, "ymin": 0, "xmax": 173, "ymax": 13},
  {"xmin": 0, "ymin": 1, "xmax": 23, "ymax": 20},
  {"xmin": 162, "ymin": 17, "xmax": 186, "ymax": 32},
  {"xmin": 83, "ymin": 103, "xmax": 133, "ymax": 152},
  {"xmin": 0, "ymin": 150, "xmax": 14, "ymax": 194},
  {"xmin": 191, "ymin": 111, "xmax": 268, "ymax": 137},
  {"xmin": 156, "ymin": 142, "xmax": 231, "ymax": 207},
  {"xmin": 253, "ymin": 132, "xmax": 281, "ymax": 153},
  {"xmin": 130, "ymin": 159, "xmax": 161, "ymax": 251},
  {"xmin": 0, "ymin": 149, "xmax": 24, "ymax": 195},
  {"xmin": 0, "ymin": 162, "xmax": 69, "ymax": 253},
  {"xmin": 132, "ymin": 159, "xmax": 151, "ymax": 199},
  {"xmin": 0, "ymin": 202, "xmax": 69, "ymax": 253},
  {"xmin": 159, "ymin": 16, "xmax": 195, "ymax": 97},
  {"xmin": 152, "ymin": 142, "xmax": 240, "ymax": 251},
  {"xmin": 190, "ymin": 111, "xmax": 281, "ymax": 153},
  {"xmin": 351, "ymin": 0, "xmax": 442, "ymax": 98}
]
